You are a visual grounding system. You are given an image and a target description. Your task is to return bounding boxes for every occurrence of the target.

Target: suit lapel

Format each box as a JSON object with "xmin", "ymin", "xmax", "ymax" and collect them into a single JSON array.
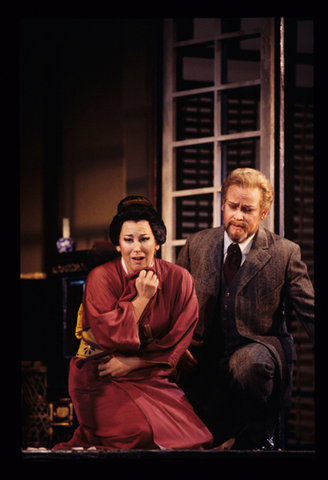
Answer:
[
  {"xmin": 236, "ymin": 226, "xmax": 271, "ymax": 292},
  {"xmin": 206, "ymin": 228, "xmax": 224, "ymax": 279},
  {"xmin": 197, "ymin": 226, "xmax": 271, "ymax": 296},
  {"xmin": 195, "ymin": 227, "xmax": 224, "ymax": 300}
]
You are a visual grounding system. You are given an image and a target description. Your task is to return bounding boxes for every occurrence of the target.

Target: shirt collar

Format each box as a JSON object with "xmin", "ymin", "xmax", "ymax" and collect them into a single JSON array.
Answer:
[{"xmin": 224, "ymin": 230, "xmax": 255, "ymax": 256}]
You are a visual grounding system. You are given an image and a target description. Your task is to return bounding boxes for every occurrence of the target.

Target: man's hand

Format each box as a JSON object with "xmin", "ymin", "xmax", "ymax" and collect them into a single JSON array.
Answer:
[{"xmin": 177, "ymin": 339, "xmax": 204, "ymax": 373}]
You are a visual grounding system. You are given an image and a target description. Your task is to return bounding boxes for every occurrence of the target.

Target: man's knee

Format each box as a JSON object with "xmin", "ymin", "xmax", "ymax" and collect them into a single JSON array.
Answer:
[{"xmin": 229, "ymin": 343, "xmax": 275, "ymax": 388}]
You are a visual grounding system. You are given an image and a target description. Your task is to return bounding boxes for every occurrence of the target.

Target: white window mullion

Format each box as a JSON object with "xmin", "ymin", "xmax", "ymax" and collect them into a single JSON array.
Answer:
[
  {"xmin": 162, "ymin": 20, "xmax": 175, "ymax": 263},
  {"xmin": 213, "ymin": 34, "xmax": 222, "ymax": 228},
  {"xmin": 259, "ymin": 17, "xmax": 275, "ymax": 232}
]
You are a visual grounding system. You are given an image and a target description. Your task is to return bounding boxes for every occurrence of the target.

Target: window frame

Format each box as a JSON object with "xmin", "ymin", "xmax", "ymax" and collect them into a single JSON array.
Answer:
[{"xmin": 162, "ymin": 18, "xmax": 275, "ymax": 262}]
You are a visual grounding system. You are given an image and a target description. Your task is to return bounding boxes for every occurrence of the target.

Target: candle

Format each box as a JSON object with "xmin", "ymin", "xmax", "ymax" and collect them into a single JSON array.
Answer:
[{"xmin": 63, "ymin": 218, "xmax": 70, "ymax": 239}]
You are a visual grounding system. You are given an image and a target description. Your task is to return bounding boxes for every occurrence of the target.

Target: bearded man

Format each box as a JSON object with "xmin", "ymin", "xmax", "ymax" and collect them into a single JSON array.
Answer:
[{"xmin": 176, "ymin": 168, "xmax": 314, "ymax": 450}]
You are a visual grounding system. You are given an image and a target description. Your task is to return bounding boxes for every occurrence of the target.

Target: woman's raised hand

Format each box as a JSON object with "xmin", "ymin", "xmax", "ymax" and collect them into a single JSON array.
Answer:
[
  {"xmin": 131, "ymin": 270, "xmax": 159, "ymax": 321},
  {"xmin": 135, "ymin": 270, "xmax": 159, "ymax": 300}
]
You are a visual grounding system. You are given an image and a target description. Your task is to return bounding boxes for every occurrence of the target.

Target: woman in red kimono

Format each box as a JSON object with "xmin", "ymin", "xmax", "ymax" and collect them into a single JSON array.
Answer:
[{"xmin": 53, "ymin": 196, "xmax": 213, "ymax": 450}]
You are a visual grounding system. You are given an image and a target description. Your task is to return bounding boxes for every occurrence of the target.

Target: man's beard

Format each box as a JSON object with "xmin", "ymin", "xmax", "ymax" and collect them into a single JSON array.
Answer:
[{"xmin": 225, "ymin": 222, "xmax": 248, "ymax": 243}]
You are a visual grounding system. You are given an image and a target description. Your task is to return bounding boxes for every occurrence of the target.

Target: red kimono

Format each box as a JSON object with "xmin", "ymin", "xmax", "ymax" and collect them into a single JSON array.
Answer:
[{"xmin": 53, "ymin": 257, "xmax": 213, "ymax": 450}]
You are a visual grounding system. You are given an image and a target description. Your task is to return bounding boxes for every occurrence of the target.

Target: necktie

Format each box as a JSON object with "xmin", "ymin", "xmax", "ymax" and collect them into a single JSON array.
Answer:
[{"xmin": 224, "ymin": 243, "xmax": 242, "ymax": 286}]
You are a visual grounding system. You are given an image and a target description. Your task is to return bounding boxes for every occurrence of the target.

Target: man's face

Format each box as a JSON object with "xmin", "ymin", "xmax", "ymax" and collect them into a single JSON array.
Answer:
[{"xmin": 222, "ymin": 185, "xmax": 267, "ymax": 243}]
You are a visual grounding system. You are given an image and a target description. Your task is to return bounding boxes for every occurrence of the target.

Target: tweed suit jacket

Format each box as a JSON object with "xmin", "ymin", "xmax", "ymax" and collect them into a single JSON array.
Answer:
[{"xmin": 176, "ymin": 225, "xmax": 315, "ymax": 366}]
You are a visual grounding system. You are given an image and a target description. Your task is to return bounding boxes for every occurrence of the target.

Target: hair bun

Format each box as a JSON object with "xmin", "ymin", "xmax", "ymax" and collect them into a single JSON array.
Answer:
[
  {"xmin": 117, "ymin": 196, "xmax": 153, "ymax": 213},
  {"xmin": 110, "ymin": 196, "xmax": 166, "ymax": 246}
]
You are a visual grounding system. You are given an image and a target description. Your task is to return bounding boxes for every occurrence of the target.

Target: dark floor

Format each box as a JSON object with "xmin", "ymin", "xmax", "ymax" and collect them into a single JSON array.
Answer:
[
  {"xmin": 7, "ymin": 448, "xmax": 317, "ymax": 480},
  {"xmin": 22, "ymin": 447, "xmax": 316, "ymax": 458}
]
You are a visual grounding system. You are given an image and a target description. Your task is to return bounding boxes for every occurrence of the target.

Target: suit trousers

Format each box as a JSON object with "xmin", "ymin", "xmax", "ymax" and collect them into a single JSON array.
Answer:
[{"xmin": 180, "ymin": 342, "xmax": 282, "ymax": 448}]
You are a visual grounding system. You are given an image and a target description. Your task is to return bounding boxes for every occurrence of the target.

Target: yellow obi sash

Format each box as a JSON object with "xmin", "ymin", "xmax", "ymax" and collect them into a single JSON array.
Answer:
[{"xmin": 75, "ymin": 304, "xmax": 106, "ymax": 359}]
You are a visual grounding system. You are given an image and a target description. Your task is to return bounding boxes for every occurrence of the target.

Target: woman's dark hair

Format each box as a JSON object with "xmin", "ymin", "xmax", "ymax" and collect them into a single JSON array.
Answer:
[{"xmin": 109, "ymin": 196, "xmax": 167, "ymax": 246}]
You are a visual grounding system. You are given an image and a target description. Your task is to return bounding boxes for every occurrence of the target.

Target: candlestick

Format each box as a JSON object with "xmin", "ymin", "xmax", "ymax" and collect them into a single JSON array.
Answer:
[
  {"xmin": 63, "ymin": 218, "xmax": 70, "ymax": 239},
  {"xmin": 57, "ymin": 217, "xmax": 75, "ymax": 252}
]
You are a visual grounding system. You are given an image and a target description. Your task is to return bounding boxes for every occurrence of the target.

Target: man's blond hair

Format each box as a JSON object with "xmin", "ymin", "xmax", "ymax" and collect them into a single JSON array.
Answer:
[{"xmin": 221, "ymin": 168, "xmax": 274, "ymax": 214}]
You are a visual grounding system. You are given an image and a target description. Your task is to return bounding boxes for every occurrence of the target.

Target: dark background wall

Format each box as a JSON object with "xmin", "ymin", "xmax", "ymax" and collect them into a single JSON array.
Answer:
[{"xmin": 20, "ymin": 19, "xmax": 162, "ymax": 275}]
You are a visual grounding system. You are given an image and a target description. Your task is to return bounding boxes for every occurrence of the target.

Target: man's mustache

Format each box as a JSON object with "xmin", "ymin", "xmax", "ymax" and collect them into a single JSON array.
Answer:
[{"xmin": 229, "ymin": 222, "xmax": 246, "ymax": 228}]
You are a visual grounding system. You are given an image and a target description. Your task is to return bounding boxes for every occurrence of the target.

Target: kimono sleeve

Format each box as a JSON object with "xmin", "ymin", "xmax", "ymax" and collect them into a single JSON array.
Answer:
[
  {"xmin": 82, "ymin": 264, "xmax": 141, "ymax": 353},
  {"xmin": 140, "ymin": 267, "xmax": 199, "ymax": 368}
]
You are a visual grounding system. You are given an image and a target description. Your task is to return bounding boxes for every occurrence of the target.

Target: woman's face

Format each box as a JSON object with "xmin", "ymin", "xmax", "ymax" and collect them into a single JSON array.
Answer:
[{"xmin": 116, "ymin": 220, "xmax": 160, "ymax": 273}]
